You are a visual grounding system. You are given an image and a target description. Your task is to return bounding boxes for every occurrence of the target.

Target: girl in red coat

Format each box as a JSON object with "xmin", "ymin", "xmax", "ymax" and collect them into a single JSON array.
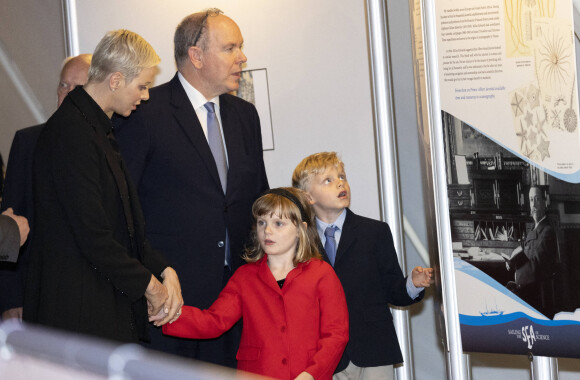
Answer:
[{"xmin": 163, "ymin": 187, "xmax": 348, "ymax": 379}]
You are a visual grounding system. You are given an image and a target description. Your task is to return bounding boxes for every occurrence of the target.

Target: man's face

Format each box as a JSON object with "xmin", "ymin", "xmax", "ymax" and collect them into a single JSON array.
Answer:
[
  {"xmin": 57, "ymin": 61, "xmax": 90, "ymax": 107},
  {"xmin": 305, "ymin": 165, "xmax": 351, "ymax": 222},
  {"xmin": 529, "ymin": 187, "xmax": 546, "ymax": 223},
  {"xmin": 197, "ymin": 15, "xmax": 247, "ymax": 99}
]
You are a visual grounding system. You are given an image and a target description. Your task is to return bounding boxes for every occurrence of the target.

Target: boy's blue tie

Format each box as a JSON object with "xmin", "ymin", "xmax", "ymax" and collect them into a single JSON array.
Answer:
[
  {"xmin": 324, "ymin": 226, "xmax": 339, "ymax": 266},
  {"xmin": 204, "ymin": 102, "xmax": 228, "ymax": 193}
]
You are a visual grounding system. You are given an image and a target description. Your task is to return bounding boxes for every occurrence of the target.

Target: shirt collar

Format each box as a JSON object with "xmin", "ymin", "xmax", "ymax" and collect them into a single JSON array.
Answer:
[
  {"xmin": 316, "ymin": 208, "xmax": 347, "ymax": 236},
  {"xmin": 177, "ymin": 72, "xmax": 220, "ymax": 111}
]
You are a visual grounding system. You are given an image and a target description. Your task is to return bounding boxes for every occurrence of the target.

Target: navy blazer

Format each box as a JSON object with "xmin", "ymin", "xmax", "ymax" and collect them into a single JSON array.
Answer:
[
  {"xmin": 0, "ymin": 124, "xmax": 43, "ymax": 313},
  {"xmin": 116, "ymin": 73, "xmax": 268, "ymax": 307},
  {"xmin": 329, "ymin": 209, "xmax": 424, "ymax": 371}
]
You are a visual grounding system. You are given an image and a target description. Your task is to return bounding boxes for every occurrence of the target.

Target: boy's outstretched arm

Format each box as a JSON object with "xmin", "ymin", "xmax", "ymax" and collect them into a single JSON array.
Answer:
[{"xmin": 411, "ymin": 266, "xmax": 434, "ymax": 288}]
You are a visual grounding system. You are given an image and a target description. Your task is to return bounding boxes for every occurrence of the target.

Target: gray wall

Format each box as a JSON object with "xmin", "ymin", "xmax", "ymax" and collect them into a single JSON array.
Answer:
[{"xmin": 0, "ymin": 0, "xmax": 65, "ymax": 165}]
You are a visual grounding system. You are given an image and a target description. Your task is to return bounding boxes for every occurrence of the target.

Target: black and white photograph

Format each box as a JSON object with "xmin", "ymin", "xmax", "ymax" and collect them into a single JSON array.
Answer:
[{"xmin": 443, "ymin": 110, "xmax": 580, "ymax": 319}]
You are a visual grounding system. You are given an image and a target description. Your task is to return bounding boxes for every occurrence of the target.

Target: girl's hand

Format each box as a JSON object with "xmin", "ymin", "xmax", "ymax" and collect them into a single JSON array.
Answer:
[{"xmin": 293, "ymin": 372, "xmax": 314, "ymax": 380}]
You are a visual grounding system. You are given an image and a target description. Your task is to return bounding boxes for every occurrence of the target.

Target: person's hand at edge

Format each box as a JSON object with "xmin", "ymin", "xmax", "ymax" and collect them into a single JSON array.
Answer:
[
  {"xmin": 412, "ymin": 266, "xmax": 434, "ymax": 288},
  {"xmin": 1, "ymin": 307, "xmax": 23, "ymax": 321},
  {"xmin": 2, "ymin": 208, "xmax": 29, "ymax": 246}
]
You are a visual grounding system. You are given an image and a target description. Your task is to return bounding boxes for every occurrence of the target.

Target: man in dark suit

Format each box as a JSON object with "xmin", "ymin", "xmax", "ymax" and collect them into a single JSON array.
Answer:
[
  {"xmin": 115, "ymin": 9, "xmax": 268, "ymax": 367},
  {"xmin": 293, "ymin": 152, "xmax": 433, "ymax": 380},
  {"xmin": 0, "ymin": 54, "xmax": 91, "ymax": 321},
  {"xmin": 507, "ymin": 186, "xmax": 558, "ymax": 317}
]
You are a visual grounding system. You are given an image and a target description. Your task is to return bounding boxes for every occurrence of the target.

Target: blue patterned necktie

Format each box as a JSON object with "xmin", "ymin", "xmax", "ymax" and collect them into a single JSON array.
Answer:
[
  {"xmin": 324, "ymin": 226, "xmax": 339, "ymax": 266},
  {"xmin": 204, "ymin": 102, "xmax": 228, "ymax": 193}
]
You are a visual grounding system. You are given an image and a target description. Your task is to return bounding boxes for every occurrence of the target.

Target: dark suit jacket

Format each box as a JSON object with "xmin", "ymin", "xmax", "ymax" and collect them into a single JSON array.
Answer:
[
  {"xmin": 330, "ymin": 209, "xmax": 424, "ymax": 371},
  {"xmin": 510, "ymin": 218, "xmax": 557, "ymax": 315},
  {"xmin": 23, "ymin": 87, "xmax": 168, "ymax": 342},
  {"xmin": 0, "ymin": 124, "xmax": 43, "ymax": 313},
  {"xmin": 114, "ymin": 74, "xmax": 268, "ymax": 348},
  {"xmin": 512, "ymin": 218, "xmax": 557, "ymax": 287}
]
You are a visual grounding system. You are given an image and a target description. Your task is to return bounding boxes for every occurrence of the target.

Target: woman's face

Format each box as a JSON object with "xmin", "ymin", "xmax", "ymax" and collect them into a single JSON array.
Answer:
[{"xmin": 114, "ymin": 66, "xmax": 157, "ymax": 117}]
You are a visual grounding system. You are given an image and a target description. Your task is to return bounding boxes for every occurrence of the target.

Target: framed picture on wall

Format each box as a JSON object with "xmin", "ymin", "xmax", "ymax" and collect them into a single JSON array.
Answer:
[{"xmin": 231, "ymin": 68, "xmax": 274, "ymax": 151}]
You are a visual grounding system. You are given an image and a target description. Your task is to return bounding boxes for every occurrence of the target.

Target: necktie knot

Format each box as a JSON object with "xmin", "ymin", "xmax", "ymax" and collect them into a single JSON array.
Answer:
[
  {"xmin": 324, "ymin": 226, "xmax": 338, "ymax": 266},
  {"xmin": 204, "ymin": 102, "xmax": 215, "ymax": 114},
  {"xmin": 325, "ymin": 226, "xmax": 337, "ymax": 238}
]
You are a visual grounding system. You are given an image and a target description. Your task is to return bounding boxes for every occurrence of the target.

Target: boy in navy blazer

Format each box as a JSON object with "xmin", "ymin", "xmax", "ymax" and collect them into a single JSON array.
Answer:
[{"xmin": 293, "ymin": 152, "xmax": 433, "ymax": 379}]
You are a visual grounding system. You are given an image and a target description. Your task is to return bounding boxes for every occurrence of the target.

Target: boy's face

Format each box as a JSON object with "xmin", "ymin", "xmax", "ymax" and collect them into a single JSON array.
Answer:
[{"xmin": 305, "ymin": 165, "xmax": 351, "ymax": 222}]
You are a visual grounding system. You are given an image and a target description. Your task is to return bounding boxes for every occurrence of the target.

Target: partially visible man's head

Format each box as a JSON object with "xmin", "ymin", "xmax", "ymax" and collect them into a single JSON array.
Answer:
[
  {"xmin": 57, "ymin": 54, "xmax": 92, "ymax": 107},
  {"xmin": 174, "ymin": 9, "xmax": 247, "ymax": 99},
  {"xmin": 174, "ymin": 8, "xmax": 223, "ymax": 67},
  {"xmin": 529, "ymin": 186, "xmax": 546, "ymax": 223}
]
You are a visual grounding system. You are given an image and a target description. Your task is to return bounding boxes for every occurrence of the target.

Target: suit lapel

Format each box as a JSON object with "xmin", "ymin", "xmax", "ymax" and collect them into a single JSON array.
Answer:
[
  {"xmin": 169, "ymin": 75, "xmax": 223, "ymax": 192},
  {"xmin": 335, "ymin": 209, "xmax": 357, "ymax": 266}
]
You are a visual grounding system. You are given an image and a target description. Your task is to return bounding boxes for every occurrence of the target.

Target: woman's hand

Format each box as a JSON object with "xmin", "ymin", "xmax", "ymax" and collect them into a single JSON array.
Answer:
[
  {"xmin": 159, "ymin": 267, "xmax": 184, "ymax": 325},
  {"xmin": 145, "ymin": 274, "xmax": 168, "ymax": 325}
]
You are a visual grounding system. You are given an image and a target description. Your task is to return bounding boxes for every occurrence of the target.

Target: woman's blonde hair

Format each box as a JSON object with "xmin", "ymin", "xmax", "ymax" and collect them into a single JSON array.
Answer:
[
  {"xmin": 244, "ymin": 187, "xmax": 322, "ymax": 265},
  {"xmin": 88, "ymin": 29, "xmax": 160, "ymax": 84}
]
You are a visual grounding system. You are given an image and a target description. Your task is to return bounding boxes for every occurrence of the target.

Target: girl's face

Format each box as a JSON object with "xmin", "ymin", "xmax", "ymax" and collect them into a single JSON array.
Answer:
[{"xmin": 257, "ymin": 213, "xmax": 299, "ymax": 259}]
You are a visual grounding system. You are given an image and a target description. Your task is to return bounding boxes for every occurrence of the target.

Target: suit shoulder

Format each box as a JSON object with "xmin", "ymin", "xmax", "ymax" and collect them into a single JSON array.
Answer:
[
  {"xmin": 220, "ymin": 93, "xmax": 257, "ymax": 111},
  {"xmin": 149, "ymin": 80, "xmax": 173, "ymax": 98},
  {"xmin": 348, "ymin": 211, "xmax": 391, "ymax": 233},
  {"xmin": 16, "ymin": 124, "xmax": 45, "ymax": 138},
  {"xmin": 10, "ymin": 124, "xmax": 44, "ymax": 150}
]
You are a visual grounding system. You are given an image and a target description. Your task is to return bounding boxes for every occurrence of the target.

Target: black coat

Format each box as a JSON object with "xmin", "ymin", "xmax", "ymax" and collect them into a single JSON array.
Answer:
[
  {"xmin": 331, "ymin": 209, "xmax": 424, "ymax": 371},
  {"xmin": 23, "ymin": 87, "xmax": 168, "ymax": 342}
]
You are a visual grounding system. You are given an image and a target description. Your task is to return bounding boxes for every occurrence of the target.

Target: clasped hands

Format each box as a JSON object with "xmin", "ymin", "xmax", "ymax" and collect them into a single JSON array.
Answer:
[{"xmin": 145, "ymin": 267, "xmax": 183, "ymax": 326}]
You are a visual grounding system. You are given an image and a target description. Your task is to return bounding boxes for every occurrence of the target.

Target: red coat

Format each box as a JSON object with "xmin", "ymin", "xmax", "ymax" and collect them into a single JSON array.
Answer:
[{"xmin": 163, "ymin": 257, "xmax": 349, "ymax": 379}]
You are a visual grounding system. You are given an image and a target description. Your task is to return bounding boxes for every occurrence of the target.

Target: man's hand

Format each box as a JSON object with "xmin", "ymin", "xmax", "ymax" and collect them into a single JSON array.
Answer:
[
  {"xmin": 145, "ymin": 274, "xmax": 168, "ymax": 325},
  {"xmin": 411, "ymin": 266, "xmax": 434, "ymax": 288},
  {"xmin": 2, "ymin": 208, "xmax": 29, "ymax": 247},
  {"xmin": 1, "ymin": 307, "xmax": 23, "ymax": 321}
]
